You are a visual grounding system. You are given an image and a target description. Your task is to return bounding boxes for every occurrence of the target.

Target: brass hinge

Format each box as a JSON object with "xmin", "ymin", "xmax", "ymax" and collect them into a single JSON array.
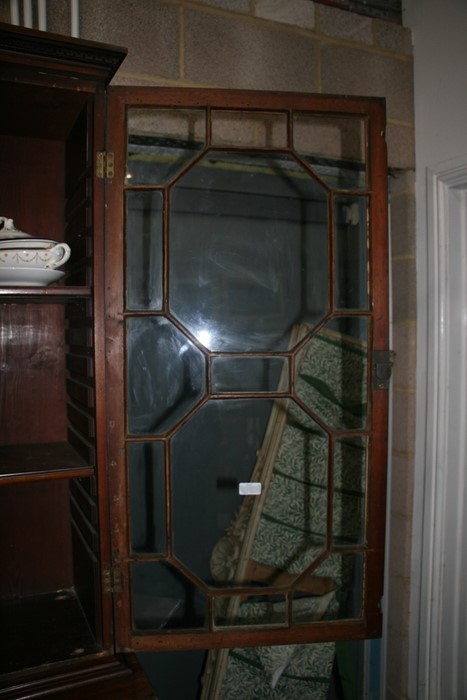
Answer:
[
  {"xmin": 103, "ymin": 567, "xmax": 122, "ymax": 593},
  {"xmin": 96, "ymin": 151, "xmax": 114, "ymax": 179},
  {"xmin": 373, "ymin": 350, "xmax": 395, "ymax": 390}
]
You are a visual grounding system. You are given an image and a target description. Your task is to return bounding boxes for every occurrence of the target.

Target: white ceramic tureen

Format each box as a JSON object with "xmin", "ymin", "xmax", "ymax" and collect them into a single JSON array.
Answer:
[{"xmin": 0, "ymin": 217, "xmax": 71, "ymax": 286}]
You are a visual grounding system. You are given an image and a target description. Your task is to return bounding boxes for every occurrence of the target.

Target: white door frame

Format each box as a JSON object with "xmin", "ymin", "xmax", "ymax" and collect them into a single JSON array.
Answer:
[{"xmin": 410, "ymin": 155, "xmax": 467, "ymax": 699}]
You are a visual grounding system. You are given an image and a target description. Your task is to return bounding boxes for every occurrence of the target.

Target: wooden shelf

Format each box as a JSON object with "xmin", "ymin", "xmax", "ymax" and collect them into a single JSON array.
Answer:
[
  {"xmin": 0, "ymin": 285, "xmax": 92, "ymax": 301},
  {"xmin": 0, "ymin": 654, "xmax": 157, "ymax": 700},
  {"xmin": 0, "ymin": 442, "xmax": 93, "ymax": 484}
]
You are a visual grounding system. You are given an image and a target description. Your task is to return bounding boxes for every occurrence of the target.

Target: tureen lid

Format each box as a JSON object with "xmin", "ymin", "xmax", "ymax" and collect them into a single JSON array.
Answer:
[{"xmin": 0, "ymin": 217, "xmax": 33, "ymax": 240}]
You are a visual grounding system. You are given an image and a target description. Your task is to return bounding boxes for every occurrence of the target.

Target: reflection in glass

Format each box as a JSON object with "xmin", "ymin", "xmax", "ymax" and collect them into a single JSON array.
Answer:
[
  {"xmin": 126, "ymin": 108, "xmax": 206, "ymax": 185},
  {"xmin": 211, "ymin": 110, "xmax": 287, "ymax": 149},
  {"xmin": 213, "ymin": 593, "xmax": 287, "ymax": 628},
  {"xmin": 126, "ymin": 191, "xmax": 163, "ymax": 310},
  {"xmin": 292, "ymin": 553, "xmax": 364, "ymax": 622},
  {"xmin": 129, "ymin": 442, "xmax": 166, "ymax": 554},
  {"xmin": 204, "ymin": 396, "xmax": 331, "ymax": 590},
  {"xmin": 288, "ymin": 590, "xmax": 336, "ymax": 625},
  {"xmin": 250, "ymin": 403, "xmax": 329, "ymax": 574},
  {"xmin": 211, "ymin": 356, "xmax": 287, "ymax": 393},
  {"xmin": 334, "ymin": 195, "xmax": 369, "ymax": 310},
  {"xmin": 333, "ymin": 436, "xmax": 367, "ymax": 547},
  {"xmin": 293, "ymin": 113, "xmax": 366, "ymax": 189},
  {"xmin": 296, "ymin": 317, "xmax": 368, "ymax": 430},
  {"xmin": 127, "ymin": 317, "xmax": 206, "ymax": 435},
  {"xmin": 132, "ymin": 561, "xmax": 207, "ymax": 631},
  {"xmin": 171, "ymin": 399, "xmax": 273, "ymax": 585},
  {"xmin": 169, "ymin": 151, "xmax": 329, "ymax": 351}
]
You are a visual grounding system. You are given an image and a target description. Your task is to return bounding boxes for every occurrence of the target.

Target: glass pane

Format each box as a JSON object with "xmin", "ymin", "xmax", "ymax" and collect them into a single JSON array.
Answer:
[
  {"xmin": 205, "ymin": 400, "xmax": 334, "ymax": 595},
  {"xmin": 126, "ymin": 317, "xmax": 206, "ymax": 435},
  {"xmin": 333, "ymin": 436, "xmax": 367, "ymax": 547},
  {"xmin": 334, "ymin": 195, "xmax": 369, "ymax": 310},
  {"xmin": 250, "ymin": 403, "xmax": 329, "ymax": 573},
  {"xmin": 129, "ymin": 442, "xmax": 166, "ymax": 554},
  {"xmin": 169, "ymin": 151, "xmax": 329, "ymax": 351},
  {"xmin": 292, "ymin": 553, "xmax": 364, "ymax": 622},
  {"xmin": 293, "ymin": 113, "xmax": 366, "ymax": 190},
  {"xmin": 171, "ymin": 398, "xmax": 332, "ymax": 589},
  {"xmin": 287, "ymin": 593, "xmax": 336, "ymax": 624},
  {"xmin": 132, "ymin": 562, "xmax": 207, "ymax": 631},
  {"xmin": 171, "ymin": 399, "xmax": 274, "ymax": 585},
  {"xmin": 213, "ymin": 593, "xmax": 287, "ymax": 628},
  {"xmin": 126, "ymin": 190, "xmax": 163, "ymax": 310},
  {"xmin": 211, "ymin": 110, "xmax": 287, "ymax": 148},
  {"xmin": 211, "ymin": 356, "xmax": 287, "ymax": 393},
  {"xmin": 296, "ymin": 317, "xmax": 368, "ymax": 430},
  {"xmin": 126, "ymin": 109, "xmax": 206, "ymax": 185}
]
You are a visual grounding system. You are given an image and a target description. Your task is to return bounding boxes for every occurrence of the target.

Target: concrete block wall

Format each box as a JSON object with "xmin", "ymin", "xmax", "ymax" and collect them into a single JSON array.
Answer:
[{"xmin": 8, "ymin": 2, "xmax": 416, "ymax": 697}]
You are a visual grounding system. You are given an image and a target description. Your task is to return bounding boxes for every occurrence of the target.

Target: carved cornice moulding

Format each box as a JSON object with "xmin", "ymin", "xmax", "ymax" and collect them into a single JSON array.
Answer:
[{"xmin": 0, "ymin": 22, "xmax": 127, "ymax": 86}]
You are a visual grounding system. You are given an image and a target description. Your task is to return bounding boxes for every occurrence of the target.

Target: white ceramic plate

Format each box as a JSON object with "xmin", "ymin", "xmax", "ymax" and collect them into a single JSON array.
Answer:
[
  {"xmin": 0, "ymin": 266, "xmax": 65, "ymax": 287},
  {"xmin": 0, "ymin": 238, "xmax": 58, "ymax": 249}
]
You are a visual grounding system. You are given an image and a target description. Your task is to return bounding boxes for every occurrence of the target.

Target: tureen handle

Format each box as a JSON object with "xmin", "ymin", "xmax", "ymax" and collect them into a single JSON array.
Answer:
[{"xmin": 0, "ymin": 217, "xmax": 15, "ymax": 231}]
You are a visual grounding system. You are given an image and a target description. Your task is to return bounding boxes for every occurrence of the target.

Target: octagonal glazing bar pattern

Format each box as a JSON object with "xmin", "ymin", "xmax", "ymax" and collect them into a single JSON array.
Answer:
[{"xmin": 104, "ymin": 88, "xmax": 388, "ymax": 653}]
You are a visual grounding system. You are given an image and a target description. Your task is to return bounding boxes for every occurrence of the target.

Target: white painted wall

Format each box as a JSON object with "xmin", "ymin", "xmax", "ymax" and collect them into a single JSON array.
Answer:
[
  {"xmin": 403, "ymin": 0, "xmax": 467, "ymax": 169},
  {"xmin": 403, "ymin": 0, "xmax": 467, "ymax": 697}
]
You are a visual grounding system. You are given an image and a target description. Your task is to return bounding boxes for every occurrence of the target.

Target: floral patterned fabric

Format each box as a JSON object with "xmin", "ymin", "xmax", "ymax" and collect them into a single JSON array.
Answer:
[
  {"xmin": 203, "ymin": 328, "xmax": 367, "ymax": 698},
  {"xmin": 219, "ymin": 642, "xmax": 336, "ymax": 700}
]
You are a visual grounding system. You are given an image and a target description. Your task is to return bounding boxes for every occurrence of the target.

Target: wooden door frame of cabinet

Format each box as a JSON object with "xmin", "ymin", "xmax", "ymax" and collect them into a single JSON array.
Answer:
[
  {"xmin": 103, "ymin": 86, "xmax": 389, "ymax": 653},
  {"xmin": 93, "ymin": 89, "xmax": 117, "ymax": 652}
]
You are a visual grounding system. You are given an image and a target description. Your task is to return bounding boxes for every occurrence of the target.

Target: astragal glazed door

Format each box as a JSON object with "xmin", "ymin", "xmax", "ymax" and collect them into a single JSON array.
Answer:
[{"xmin": 104, "ymin": 87, "xmax": 389, "ymax": 653}]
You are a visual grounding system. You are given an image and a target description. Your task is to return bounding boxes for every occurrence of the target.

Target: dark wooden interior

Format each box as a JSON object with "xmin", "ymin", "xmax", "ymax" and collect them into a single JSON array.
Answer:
[
  {"xmin": 0, "ymin": 22, "xmax": 156, "ymax": 700},
  {"xmin": 0, "ymin": 79, "xmax": 102, "ymax": 677}
]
